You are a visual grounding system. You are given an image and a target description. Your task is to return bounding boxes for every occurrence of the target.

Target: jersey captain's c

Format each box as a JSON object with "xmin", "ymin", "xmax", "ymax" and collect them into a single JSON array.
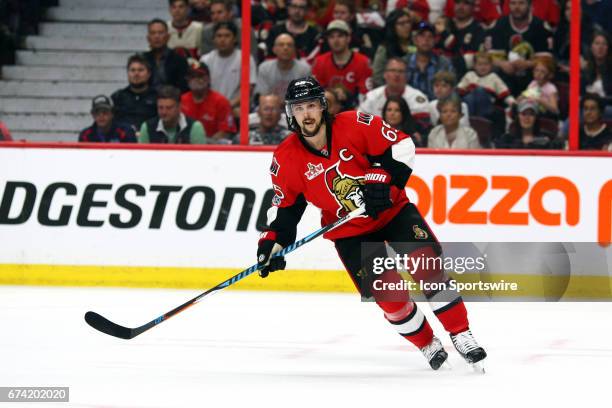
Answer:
[{"xmin": 267, "ymin": 110, "xmax": 416, "ymax": 241}]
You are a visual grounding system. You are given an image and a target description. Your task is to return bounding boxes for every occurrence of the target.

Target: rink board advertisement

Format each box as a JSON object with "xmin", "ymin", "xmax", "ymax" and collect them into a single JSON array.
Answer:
[{"xmin": 0, "ymin": 146, "xmax": 611, "ymax": 297}]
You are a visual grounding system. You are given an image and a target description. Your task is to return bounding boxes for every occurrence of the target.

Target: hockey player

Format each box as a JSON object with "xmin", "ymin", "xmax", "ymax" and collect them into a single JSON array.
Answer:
[{"xmin": 256, "ymin": 76, "xmax": 487, "ymax": 370}]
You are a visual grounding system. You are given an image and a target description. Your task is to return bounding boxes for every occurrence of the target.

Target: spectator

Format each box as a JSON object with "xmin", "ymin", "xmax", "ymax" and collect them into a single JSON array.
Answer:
[
  {"xmin": 200, "ymin": 21, "xmax": 257, "ymax": 117},
  {"xmin": 371, "ymin": 9, "xmax": 415, "ymax": 88},
  {"xmin": 0, "ymin": 15, "xmax": 17, "ymax": 67},
  {"xmin": 433, "ymin": 14, "xmax": 454, "ymax": 56},
  {"xmin": 483, "ymin": 0, "xmax": 554, "ymax": 94},
  {"xmin": 446, "ymin": 0, "xmax": 486, "ymax": 77},
  {"xmin": 405, "ymin": 21, "xmax": 454, "ymax": 100},
  {"xmin": 426, "ymin": 0, "xmax": 448, "ymax": 23},
  {"xmin": 144, "ymin": 19, "xmax": 190, "ymax": 92},
  {"xmin": 265, "ymin": 0, "xmax": 320, "ymax": 61},
  {"xmin": 252, "ymin": 0, "xmax": 288, "ymax": 56},
  {"xmin": 457, "ymin": 52, "xmax": 515, "ymax": 120},
  {"xmin": 580, "ymin": 93, "xmax": 612, "ymax": 151},
  {"xmin": 429, "ymin": 71, "xmax": 470, "ymax": 127},
  {"xmin": 167, "ymin": 0, "xmax": 204, "ymax": 59},
  {"xmin": 582, "ymin": 0, "xmax": 612, "ymax": 36},
  {"xmin": 501, "ymin": 0, "xmax": 560, "ymax": 29},
  {"xmin": 189, "ymin": 0, "xmax": 211, "ymax": 23},
  {"xmin": 382, "ymin": 95, "xmax": 423, "ymax": 146},
  {"xmin": 360, "ymin": 57, "xmax": 431, "ymax": 130},
  {"xmin": 181, "ymin": 60, "xmax": 236, "ymax": 142},
  {"xmin": 554, "ymin": 2, "xmax": 593, "ymax": 78},
  {"xmin": 325, "ymin": 88, "xmax": 342, "ymax": 115},
  {"xmin": 181, "ymin": 61, "xmax": 237, "ymax": 143},
  {"xmin": 582, "ymin": 31, "xmax": 612, "ymax": 110},
  {"xmin": 255, "ymin": 33, "xmax": 311, "ymax": 100},
  {"xmin": 139, "ymin": 85, "xmax": 207, "ymax": 144},
  {"xmin": 312, "ymin": 20, "xmax": 372, "ymax": 109},
  {"xmin": 325, "ymin": 0, "xmax": 377, "ymax": 59},
  {"xmin": 200, "ymin": 0, "xmax": 257, "ymax": 58},
  {"xmin": 111, "ymin": 54, "xmax": 158, "ymax": 132},
  {"xmin": 249, "ymin": 94, "xmax": 291, "ymax": 145},
  {"xmin": 386, "ymin": 0, "xmax": 430, "ymax": 22},
  {"xmin": 444, "ymin": 0, "xmax": 502, "ymax": 27},
  {"xmin": 428, "ymin": 96, "xmax": 480, "ymax": 149},
  {"xmin": 0, "ymin": 120, "xmax": 12, "ymax": 141},
  {"xmin": 521, "ymin": 56, "xmax": 559, "ymax": 117},
  {"xmin": 79, "ymin": 95, "xmax": 137, "ymax": 143},
  {"xmin": 253, "ymin": 0, "xmax": 288, "ymax": 24},
  {"xmin": 494, "ymin": 99, "xmax": 556, "ymax": 149}
]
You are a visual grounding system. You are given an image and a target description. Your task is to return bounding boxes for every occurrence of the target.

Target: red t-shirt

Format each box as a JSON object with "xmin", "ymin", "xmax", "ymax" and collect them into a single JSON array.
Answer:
[
  {"xmin": 270, "ymin": 111, "xmax": 415, "ymax": 241},
  {"xmin": 444, "ymin": 0, "xmax": 502, "ymax": 25},
  {"xmin": 312, "ymin": 51, "xmax": 373, "ymax": 96},
  {"xmin": 395, "ymin": 0, "xmax": 430, "ymax": 21},
  {"xmin": 181, "ymin": 90, "xmax": 237, "ymax": 136}
]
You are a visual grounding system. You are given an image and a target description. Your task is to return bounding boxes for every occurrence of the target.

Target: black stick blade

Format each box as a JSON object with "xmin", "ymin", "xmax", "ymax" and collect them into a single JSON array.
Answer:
[{"xmin": 85, "ymin": 311, "xmax": 134, "ymax": 340}]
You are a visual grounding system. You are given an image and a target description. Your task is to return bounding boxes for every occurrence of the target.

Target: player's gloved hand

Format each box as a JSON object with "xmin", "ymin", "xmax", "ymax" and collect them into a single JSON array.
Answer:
[
  {"xmin": 257, "ymin": 231, "xmax": 286, "ymax": 278},
  {"xmin": 363, "ymin": 166, "xmax": 392, "ymax": 219}
]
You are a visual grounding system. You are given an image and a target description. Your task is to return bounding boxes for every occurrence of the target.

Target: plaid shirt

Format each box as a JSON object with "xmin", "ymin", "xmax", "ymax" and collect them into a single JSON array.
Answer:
[
  {"xmin": 249, "ymin": 125, "xmax": 291, "ymax": 145},
  {"xmin": 405, "ymin": 52, "xmax": 454, "ymax": 100}
]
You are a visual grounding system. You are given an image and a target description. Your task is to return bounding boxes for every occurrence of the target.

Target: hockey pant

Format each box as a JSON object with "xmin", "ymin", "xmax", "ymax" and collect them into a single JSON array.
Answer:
[{"xmin": 334, "ymin": 203, "xmax": 469, "ymax": 349}]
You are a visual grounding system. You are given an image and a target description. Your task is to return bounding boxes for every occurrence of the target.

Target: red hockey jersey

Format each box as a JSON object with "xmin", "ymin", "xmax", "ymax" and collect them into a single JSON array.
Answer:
[
  {"xmin": 268, "ymin": 111, "xmax": 416, "ymax": 241},
  {"xmin": 311, "ymin": 51, "xmax": 373, "ymax": 96}
]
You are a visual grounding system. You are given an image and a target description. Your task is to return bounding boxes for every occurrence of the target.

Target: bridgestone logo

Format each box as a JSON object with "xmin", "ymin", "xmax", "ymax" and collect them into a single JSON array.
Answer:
[{"xmin": 0, "ymin": 181, "xmax": 276, "ymax": 232}]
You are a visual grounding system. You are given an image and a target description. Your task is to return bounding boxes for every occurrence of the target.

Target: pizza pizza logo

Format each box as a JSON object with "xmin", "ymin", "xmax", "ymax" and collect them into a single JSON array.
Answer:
[{"xmin": 324, "ymin": 162, "xmax": 364, "ymax": 217}]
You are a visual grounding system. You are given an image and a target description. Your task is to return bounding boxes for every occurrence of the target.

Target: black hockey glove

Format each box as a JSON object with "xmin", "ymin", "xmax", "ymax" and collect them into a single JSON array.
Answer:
[
  {"xmin": 257, "ymin": 231, "xmax": 286, "ymax": 278},
  {"xmin": 363, "ymin": 166, "xmax": 393, "ymax": 219}
]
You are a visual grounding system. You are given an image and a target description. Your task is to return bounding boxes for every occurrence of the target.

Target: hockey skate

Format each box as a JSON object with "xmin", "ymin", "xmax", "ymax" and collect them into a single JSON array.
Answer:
[
  {"xmin": 450, "ymin": 329, "xmax": 487, "ymax": 373},
  {"xmin": 420, "ymin": 336, "xmax": 449, "ymax": 370}
]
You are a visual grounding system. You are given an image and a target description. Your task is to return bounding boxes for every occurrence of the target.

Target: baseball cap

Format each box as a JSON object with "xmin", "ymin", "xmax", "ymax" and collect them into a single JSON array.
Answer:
[
  {"xmin": 187, "ymin": 59, "xmax": 210, "ymax": 78},
  {"xmin": 518, "ymin": 99, "xmax": 538, "ymax": 113},
  {"xmin": 91, "ymin": 95, "xmax": 113, "ymax": 113},
  {"xmin": 415, "ymin": 20, "xmax": 435, "ymax": 35},
  {"xmin": 326, "ymin": 19, "xmax": 351, "ymax": 35}
]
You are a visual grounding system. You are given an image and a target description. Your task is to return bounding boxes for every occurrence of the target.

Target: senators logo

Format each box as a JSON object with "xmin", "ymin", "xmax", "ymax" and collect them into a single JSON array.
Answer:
[{"xmin": 324, "ymin": 163, "xmax": 364, "ymax": 217}]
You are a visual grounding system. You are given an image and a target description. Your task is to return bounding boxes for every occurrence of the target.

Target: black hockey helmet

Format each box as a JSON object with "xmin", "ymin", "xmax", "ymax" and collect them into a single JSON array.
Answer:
[{"xmin": 284, "ymin": 76, "xmax": 328, "ymax": 132}]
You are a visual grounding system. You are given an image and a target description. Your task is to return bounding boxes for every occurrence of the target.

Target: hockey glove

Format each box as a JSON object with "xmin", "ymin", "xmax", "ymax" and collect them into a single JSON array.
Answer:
[
  {"xmin": 257, "ymin": 231, "xmax": 286, "ymax": 278},
  {"xmin": 363, "ymin": 166, "xmax": 393, "ymax": 219}
]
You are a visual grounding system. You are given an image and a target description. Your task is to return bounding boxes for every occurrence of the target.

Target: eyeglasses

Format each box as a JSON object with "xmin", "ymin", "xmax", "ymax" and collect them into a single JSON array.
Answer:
[{"xmin": 396, "ymin": 19, "xmax": 411, "ymax": 26}]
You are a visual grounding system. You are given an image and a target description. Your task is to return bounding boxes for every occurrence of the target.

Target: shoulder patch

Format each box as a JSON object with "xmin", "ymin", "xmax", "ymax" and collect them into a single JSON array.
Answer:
[
  {"xmin": 270, "ymin": 156, "xmax": 280, "ymax": 176},
  {"xmin": 356, "ymin": 111, "xmax": 374, "ymax": 125},
  {"xmin": 416, "ymin": 96, "xmax": 427, "ymax": 104}
]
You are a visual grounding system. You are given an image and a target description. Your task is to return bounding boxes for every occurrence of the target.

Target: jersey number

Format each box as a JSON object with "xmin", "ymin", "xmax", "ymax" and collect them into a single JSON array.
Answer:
[{"xmin": 381, "ymin": 120, "xmax": 398, "ymax": 142}]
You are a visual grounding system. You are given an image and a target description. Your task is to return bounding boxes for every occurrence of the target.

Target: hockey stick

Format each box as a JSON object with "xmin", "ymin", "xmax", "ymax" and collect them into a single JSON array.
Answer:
[{"xmin": 84, "ymin": 206, "xmax": 365, "ymax": 340}]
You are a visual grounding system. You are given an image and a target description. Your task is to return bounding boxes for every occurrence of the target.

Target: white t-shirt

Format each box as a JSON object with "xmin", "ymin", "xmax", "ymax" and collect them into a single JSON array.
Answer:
[
  {"xmin": 167, "ymin": 20, "xmax": 203, "ymax": 53},
  {"xmin": 359, "ymin": 85, "xmax": 431, "ymax": 122},
  {"xmin": 427, "ymin": 0, "xmax": 447, "ymax": 23},
  {"xmin": 254, "ymin": 59, "xmax": 312, "ymax": 99},
  {"xmin": 427, "ymin": 125, "xmax": 480, "ymax": 149},
  {"xmin": 201, "ymin": 48, "xmax": 257, "ymax": 101},
  {"xmin": 429, "ymin": 100, "xmax": 471, "ymax": 127}
]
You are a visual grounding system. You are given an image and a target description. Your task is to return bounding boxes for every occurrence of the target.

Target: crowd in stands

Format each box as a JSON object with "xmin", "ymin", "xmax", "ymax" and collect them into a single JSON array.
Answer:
[{"xmin": 1, "ymin": 0, "xmax": 611, "ymax": 151}]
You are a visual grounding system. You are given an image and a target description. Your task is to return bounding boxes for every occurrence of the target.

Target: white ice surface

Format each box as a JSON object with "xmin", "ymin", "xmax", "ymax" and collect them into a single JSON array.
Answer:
[{"xmin": 0, "ymin": 286, "xmax": 610, "ymax": 408}]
